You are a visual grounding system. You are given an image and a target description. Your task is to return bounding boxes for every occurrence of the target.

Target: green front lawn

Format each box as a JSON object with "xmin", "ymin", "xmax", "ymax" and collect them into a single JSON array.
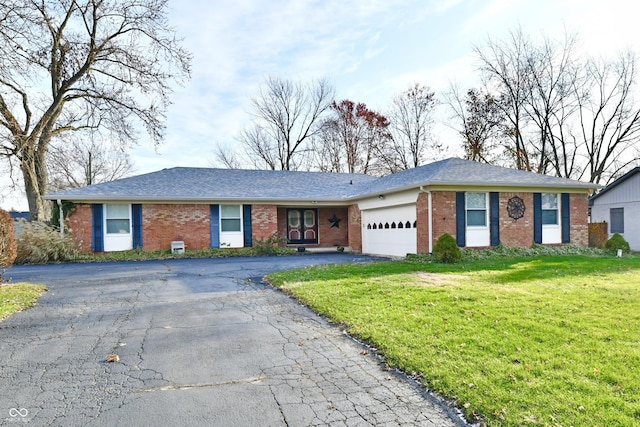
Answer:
[
  {"xmin": 0, "ymin": 283, "xmax": 47, "ymax": 320},
  {"xmin": 269, "ymin": 254, "xmax": 640, "ymax": 426}
]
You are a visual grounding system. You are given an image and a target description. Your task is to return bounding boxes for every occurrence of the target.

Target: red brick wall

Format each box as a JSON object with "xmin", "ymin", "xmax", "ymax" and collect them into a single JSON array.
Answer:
[
  {"xmin": 318, "ymin": 208, "xmax": 349, "ymax": 246},
  {"xmin": 430, "ymin": 191, "xmax": 457, "ymax": 250},
  {"xmin": 142, "ymin": 204, "xmax": 210, "ymax": 251},
  {"xmin": 68, "ymin": 193, "xmax": 590, "ymax": 254},
  {"xmin": 498, "ymin": 192, "xmax": 589, "ymax": 247},
  {"xmin": 276, "ymin": 207, "xmax": 287, "ymax": 246},
  {"xmin": 251, "ymin": 205, "xmax": 278, "ymax": 242},
  {"xmin": 418, "ymin": 191, "xmax": 589, "ymax": 252},
  {"xmin": 500, "ymin": 193, "xmax": 534, "ymax": 247},
  {"xmin": 276, "ymin": 207, "xmax": 348, "ymax": 247},
  {"xmin": 570, "ymin": 193, "xmax": 589, "ymax": 247},
  {"xmin": 348, "ymin": 204, "xmax": 362, "ymax": 252},
  {"xmin": 68, "ymin": 204, "xmax": 93, "ymax": 252}
]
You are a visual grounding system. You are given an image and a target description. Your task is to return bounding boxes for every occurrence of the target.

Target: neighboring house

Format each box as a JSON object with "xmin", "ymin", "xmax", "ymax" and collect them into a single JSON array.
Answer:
[
  {"xmin": 9, "ymin": 211, "xmax": 30, "ymax": 221},
  {"xmin": 9, "ymin": 211, "xmax": 30, "ymax": 236},
  {"xmin": 45, "ymin": 158, "xmax": 599, "ymax": 257},
  {"xmin": 589, "ymin": 167, "xmax": 640, "ymax": 251}
]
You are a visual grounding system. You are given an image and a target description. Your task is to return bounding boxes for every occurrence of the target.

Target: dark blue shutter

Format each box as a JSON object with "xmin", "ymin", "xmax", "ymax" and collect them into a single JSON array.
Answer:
[
  {"xmin": 561, "ymin": 193, "xmax": 570, "ymax": 243},
  {"xmin": 490, "ymin": 192, "xmax": 500, "ymax": 247},
  {"xmin": 91, "ymin": 204, "xmax": 104, "ymax": 252},
  {"xmin": 132, "ymin": 204, "xmax": 143, "ymax": 249},
  {"xmin": 533, "ymin": 193, "xmax": 542, "ymax": 244},
  {"xmin": 243, "ymin": 205, "xmax": 252, "ymax": 248},
  {"xmin": 456, "ymin": 192, "xmax": 466, "ymax": 247},
  {"xmin": 210, "ymin": 204, "xmax": 220, "ymax": 248}
]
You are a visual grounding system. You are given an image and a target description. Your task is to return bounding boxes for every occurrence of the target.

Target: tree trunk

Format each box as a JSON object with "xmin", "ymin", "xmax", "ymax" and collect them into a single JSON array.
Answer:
[{"xmin": 20, "ymin": 144, "xmax": 51, "ymax": 222}]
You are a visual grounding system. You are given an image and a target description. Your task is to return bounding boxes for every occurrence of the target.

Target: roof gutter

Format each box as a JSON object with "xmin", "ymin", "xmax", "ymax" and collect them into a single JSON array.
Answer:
[{"xmin": 42, "ymin": 194, "xmax": 355, "ymax": 206}]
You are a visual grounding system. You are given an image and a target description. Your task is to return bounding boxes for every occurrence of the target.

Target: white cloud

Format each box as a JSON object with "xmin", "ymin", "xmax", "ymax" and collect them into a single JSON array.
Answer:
[{"xmin": 149, "ymin": 1, "xmax": 432, "ymax": 166}]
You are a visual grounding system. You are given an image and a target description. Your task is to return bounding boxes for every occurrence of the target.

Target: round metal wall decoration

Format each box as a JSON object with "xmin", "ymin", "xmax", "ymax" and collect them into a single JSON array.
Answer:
[{"xmin": 507, "ymin": 195, "xmax": 526, "ymax": 220}]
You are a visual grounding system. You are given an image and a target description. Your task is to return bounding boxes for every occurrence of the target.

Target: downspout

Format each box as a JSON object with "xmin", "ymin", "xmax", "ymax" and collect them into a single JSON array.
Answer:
[
  {"xmin": 58, "ymin": 199, "xmax": 64, "ymax": 238},
  {"xmin": 419, "ymin": 186, "xmax": 433, "ymax": 254}
]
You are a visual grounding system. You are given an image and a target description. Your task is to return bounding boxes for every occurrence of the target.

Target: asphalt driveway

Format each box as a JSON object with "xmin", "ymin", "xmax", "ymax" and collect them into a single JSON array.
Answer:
[{"xmin": 1, "ymin": 254, "xmax": 464, "ymax": 426}]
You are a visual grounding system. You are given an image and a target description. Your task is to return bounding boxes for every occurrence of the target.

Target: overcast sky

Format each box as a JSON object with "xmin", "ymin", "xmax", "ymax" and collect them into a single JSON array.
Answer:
[{"xmin": 2, "ymin": 0, "xmax": 639, "ymax": 211}]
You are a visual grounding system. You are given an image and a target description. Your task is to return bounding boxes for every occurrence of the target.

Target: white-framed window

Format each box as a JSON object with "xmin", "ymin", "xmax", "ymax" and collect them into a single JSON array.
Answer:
[
  {"xmin": 466, "ymin": 192, "xmax": 487, "ymax": 227},
  {"xmin": 105, "ymin": 204, "xmax": 131, "ymax": 234},
  {"xmin": 541, "ymin": 193, "xmax": 559, "ymax": 225},
  {"xmin": 220, "ymin": 205, "xmax": 242, "ymax": 232}
]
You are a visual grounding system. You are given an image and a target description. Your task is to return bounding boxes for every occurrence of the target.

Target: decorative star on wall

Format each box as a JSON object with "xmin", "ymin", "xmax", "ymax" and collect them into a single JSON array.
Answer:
[{"xmin": 328, "ymin": 214, "xmax": 342, "ymax": 228}]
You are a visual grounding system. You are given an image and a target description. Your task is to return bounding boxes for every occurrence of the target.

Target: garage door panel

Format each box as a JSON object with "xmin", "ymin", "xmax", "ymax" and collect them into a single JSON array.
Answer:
[{"xmin": 362, "ymin": 205, "xmax": 417, "ymax": 257}]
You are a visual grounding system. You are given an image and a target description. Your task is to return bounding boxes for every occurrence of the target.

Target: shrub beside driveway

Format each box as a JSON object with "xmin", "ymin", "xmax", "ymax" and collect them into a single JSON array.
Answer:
[{"xmin": 269, "ymin": 254, "xmax": 640, "ymax": 427}]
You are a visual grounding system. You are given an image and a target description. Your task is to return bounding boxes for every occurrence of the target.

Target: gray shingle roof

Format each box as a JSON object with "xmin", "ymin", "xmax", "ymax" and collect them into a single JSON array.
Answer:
[
  {"xmin": 45, "ymin": 167, "xmax": 376, "ymax": 202},
  {"xmin": 45, "ymin": 158, "xmax": 599, "ymax": 203},
  {"xmin": 352, "ymin": 158, "xmax": 599, "ymax": 197}
]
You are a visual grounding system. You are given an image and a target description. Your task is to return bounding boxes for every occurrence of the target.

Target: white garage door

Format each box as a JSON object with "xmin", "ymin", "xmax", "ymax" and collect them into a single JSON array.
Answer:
[{"xmin": 362, "ymin": 204, "xmax": 417, "ymax": 257}]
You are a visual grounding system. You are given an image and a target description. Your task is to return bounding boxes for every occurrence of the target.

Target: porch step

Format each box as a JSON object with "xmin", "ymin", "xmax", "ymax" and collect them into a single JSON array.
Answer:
[{"xmin": 302, "ymin": 246, "xmax": 352, "ymax": 253}]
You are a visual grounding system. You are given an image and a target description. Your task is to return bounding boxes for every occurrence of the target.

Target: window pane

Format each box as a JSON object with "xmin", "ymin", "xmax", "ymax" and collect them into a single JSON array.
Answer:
[
  {"xmin": 221, "ymin": 205, "xmax": 240, "ymax": 218},
  {"xmin": 106, "ymin": 204, "xmax": 129, "ymax": 219},
  {"xmin": 466, "ymin": 192, "xmax": 486, "ymax": 209},
  {"xmin": 610, "ymin": 208, "xmax": 624, "ymax": 233},
  {"xmin": 106, "ymin": 219, "xmax": 130, "ymax": 234},
  {"xmin": 288, "ymin": 210, "xmax": 300, "ymax": 227},
  {"xmin": 304, "ymin": 210, "xmax": 315, "ymax": 227},
  {"xmin": 467, "ymin": 210, "xmax": 486, "ymax": 226},
  {"xmin": 541, "ymin": 193, "xmax": 558, "ymax": 210},
  {"xmin": 221, "ymin": 218, "xmax": 241, "ymax": 232},
  {"xmin": 542, "ymin": 209, "xmax": 558, "ymax": 225}
]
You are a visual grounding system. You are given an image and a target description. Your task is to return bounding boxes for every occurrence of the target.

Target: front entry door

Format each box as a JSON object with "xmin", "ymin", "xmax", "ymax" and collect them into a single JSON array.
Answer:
[{"xmin": 287, "ymin": 208, "xmax": 318, "ymax": 244}]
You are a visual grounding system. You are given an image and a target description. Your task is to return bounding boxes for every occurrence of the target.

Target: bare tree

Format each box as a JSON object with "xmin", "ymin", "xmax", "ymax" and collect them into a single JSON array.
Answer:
[
  {"xmin": 387, "ymin": 83, "xmax": 439, "ymax": 170},
  {"xmin": 239, "ymin": 76, "xmax": 334, "ymax": 171},
  {"xmin": 446, "ymin": 86, "xmax": 507, "ymax": 164},
  {"xmin": 239, "ymin": 125, "xmax": 280, "ymax": 170},
  {"xmin": 48, "ymin": 135, "xmax": 134, "ymax": 191},
  {"xmin": 311, "ymin": 129, "xmax": 343, "ymax": 173},
  {"xmin": 576, "ymin": 51, "xmax": 640, "ymax": 184},
  {"xmin": 211, "ymin": 143, "xmax": 244, "ymax": 169},
  {"xmin": 453, "ymin": 31, "xmax": 581, "ymax": 172},
  {"xmin": 521, "ymin": 32, "xmax": 582, "ymax": 178},
  {"xmin": 475, "ymin": 27, "xmax": 640, "ymax": 183},
  {"xmin": 475, "ymin": 28, "xmax": 537, "ymax": 171},
  {"xmin": 314, "ymin": 100, "xmax": 391, "ymax": 175},
  {"xmin": 0, "ymin": 0, "xmax": 191, "ymax": 221}
]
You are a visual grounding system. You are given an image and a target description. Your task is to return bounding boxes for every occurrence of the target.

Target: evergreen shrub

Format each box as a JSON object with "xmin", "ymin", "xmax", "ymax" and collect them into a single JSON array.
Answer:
[
  {"xmin": 605, "ymin": 233, "xmax": 630, "ymax": 255},
  {"xmin": 432, "ymin": 233, "xmax": 462, "ymax": 263}
]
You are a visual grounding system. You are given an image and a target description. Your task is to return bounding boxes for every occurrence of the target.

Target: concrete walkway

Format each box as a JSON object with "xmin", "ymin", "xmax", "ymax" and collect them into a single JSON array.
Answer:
[{"xmin": 1, "ymin": 255, "xmax": 465, "ymax": 426}]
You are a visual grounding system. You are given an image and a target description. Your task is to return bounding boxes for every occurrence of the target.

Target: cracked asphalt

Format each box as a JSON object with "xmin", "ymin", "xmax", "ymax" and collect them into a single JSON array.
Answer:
[{"xmin": 1, "ymin": 254, "xmax": 465, "ymax": 426}]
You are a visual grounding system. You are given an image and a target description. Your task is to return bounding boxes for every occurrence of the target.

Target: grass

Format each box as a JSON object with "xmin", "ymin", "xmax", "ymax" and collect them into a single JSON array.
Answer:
[
  {"xmin": 268, "ymin": 253, "xmax": 640, "ymax": 426},
  {"xmin": 0, "ymin": 282, "xmax": 47, "ymax": 321}
]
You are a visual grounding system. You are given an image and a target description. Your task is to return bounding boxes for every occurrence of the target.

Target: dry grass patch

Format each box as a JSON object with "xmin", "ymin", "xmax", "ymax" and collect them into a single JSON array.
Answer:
[{"xmin": 414, "ymin": 272, "xmax": 468, "ymax": 286}]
